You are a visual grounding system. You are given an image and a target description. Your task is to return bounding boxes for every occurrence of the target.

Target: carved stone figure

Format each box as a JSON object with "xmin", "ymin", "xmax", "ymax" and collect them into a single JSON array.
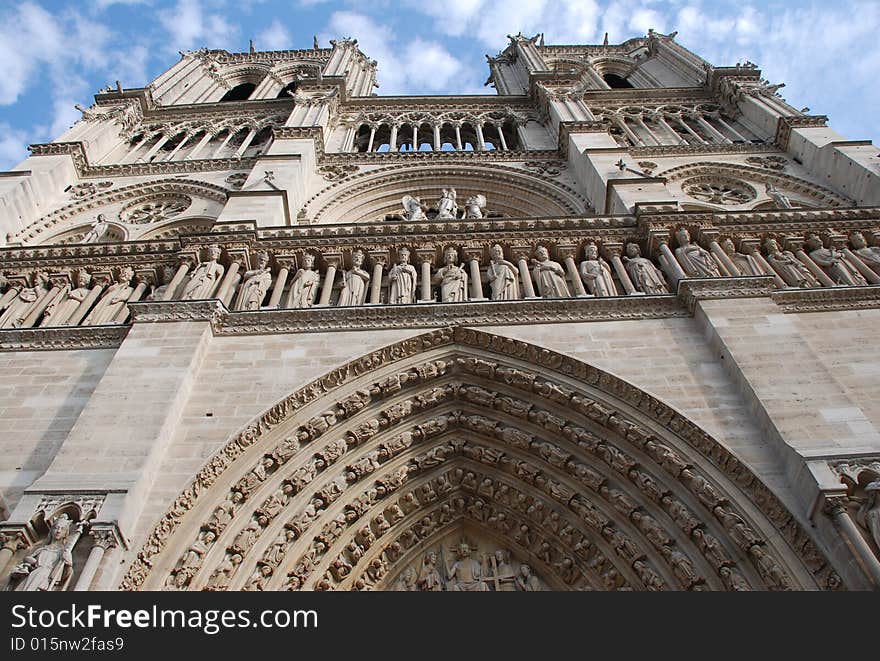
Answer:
[
  {"xmin": 393, "ymin": 566, "xmax": 417, "ymax": 591},
  {"xmin": 486, "ymin": 243, "xmax": 519, "ymax": 300},
  {"xmin": 436, "ymin": 188, "xmax": 457, "ymax": 219},
  {"xmin": 465, "ymin": 194, "xmax": 486, "ymax": 219},
  {"xmin": 388, "ymin": 247, "xmax": 417, "ymax": 304},
  {"xmin": 858, "ymin": 479, "xmax": 880, "ymax": 550},
  {"xmin": 674, "ymin": 228, "xmax": 722, "ymax": 277},
  {"xmin": 233, "ymin": 251, "xmax": 272, "ymax": 310},
  {"xmin": 0, "ymin": 272, "xmax": 50, "ymax": 328},
  {"xmin": 850, "ymin": 232, "xmax": 880, "ymax": 274},
  {"xmin": 445, "ymin": 542, "xmax": 487, "ymax": 591},
  {"xmin": 579, "ymin": 242, "xmax": 617, "ymax": 296},
  {"xmin": 181, "ymin": 245, "xmax": 224, "ymax": 300},
  {"xmin": 491, "ymin": 549, "xmax": 517, "ymax": 591},
  {"xmin": 401, "ymin": 195, "xmax": 427, "ymax": 221},
  {"xmin": 83, "ymin": 267, "xmax": 134, "ymax": 325},
  {"xmin": 515, "ymin": 564, "xmax": 541, "ymax": 591},
  {"xmin": 805, "ymin": 234, "xmax": 867, "ymax": 285},
  {"xmin": 204, "ymin": 553, "xmax": 242, "ymax": 591},
  {"xmin": 11, "ymin": 515, "xmax": 78, "ymax": 591},
  {"xmin": 531, "ymin": 245, "xmax": 569, "ymax": 298},
  {"xmin": 720, "ymin": 238, "xmax": 763, "ymax": 276},
  {"xmin": 146, "ymin": 265, "xmax": 177, "ymax": 301},
  {"xmin": 337, "ymin": 249, "xmax": 370, "ymax": 306},
  {"xmin": 763, "ymin": 238, "xmax": 818, "ymax": 288},
  {"xmin": 40, "ymin": 271, "xmax": 93, "ymax": 327},
  {"xmin": 285, "ymin": 252, "xmax": 320, "ymax": 308},
  {"xmin": 765, "ymin": 182, "xmax": 793, "ymax": 209},
  {"xmin": 623, "ymin": 243, "xmax": 669, "ymax": 294},
  {"xmin": 433, "ymin": 247, "xmax": 468, "ymax": 302},
  {"xmin": 81, "ymin": 214, "xmax": 110, "ymax": 243}
]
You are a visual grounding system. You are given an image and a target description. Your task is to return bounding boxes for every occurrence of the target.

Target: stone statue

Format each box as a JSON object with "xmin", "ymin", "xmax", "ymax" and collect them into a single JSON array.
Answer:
[
  {"xmin": 858, "ymin": 479, "xmax": 880, "ymax": 550},
  {"xmin": 515, "ymin": 564, "xmax": 541, "ymax": 591},
  {"xmin": 11, "ymin": 514, "xmax": 78, "ymax": 591},
  {"xmin": 337, "ymin": 249, "xmax": 370, "ymax": 306},
  {"xmin": 417, "ymin": 551, "xmax": 443, "ymax": 591},
  {"xmin": 805, "ymin": 234, "xmax": 867, "ymax": 285},
  {"xmin": 849, "ymin": 232, "xmax": 880, "ymax": 274},
  {"xmin": 0, "ymin": 272, "xmax": 50, "ymax": 328},
  {"xmin": 81, "ymin": 214, "xmax": 110, "ymax": 244},
  {"xmin": 765, "ymin": 182, "xmax": 793, "ymax": 209},
  {"xmin": 40, "ymin": 271, "xmax": 92, "ymax": 327},
  {"xmin": 433, "ymin": 247, "xmax": 468, "ymax": 302},
  {"xmin": 181, "ymin": 245, "xmax": 225, "ymax": 300},
  {"xmin": 388, "ymin": 247, "xmax": 417, "ymax": 304},
  {"xmin": 763, "ymin": 238, "xmax": 817, "ymax": 288},
  {"xmin": 465, "ymin": 194, "xmax": 486, "ymax": 219},
  {"xmin": 486, "ymin": 243, "xmax": 519, "ymax": 300},
  {"xmin": 445, "ymin": 542, "xmax": 487, "ymax": 591},
  {"xmin": 393, "ymin": 566, "xmax": 417, "ymax": 591},
  {"xmin": 401, "ymin": 195, "xmax": 427, "ymax": 221},
  {"xmin": 674, "ymin": 228, "xmax": 722, "ymax": 277},
  {"xmin": 579, "ymin": 242, "xmax": 617, "ymax": 296},
  {"xmin": 720, "ymin": 238, "xmax": 763, "ymax": 276},
  {"xmin": 436, "ymin": 188, "xmax": 458, "ymax": 219},
  {"xmin": 146, "ymin": 265, "xmax": 178, "ymax": 301},
  {"xmin": 233, "ymin": 251, "xmax": 273, "ymax": 311},
  {"xmin": 204, "ymin": 553, "xmax": 242, "ymax": 591},
  {"xmin": 285, "ymin": 252, "xmax": 320, "ymax": 308},
  {"xmin": 531, "ymin": 245, "xmax": 570, "ymax": 298},
  {"xmin": 83, "ymin": 266, "xmax": 134, "ymax": 325},
  {"xmin": 623, "ymin": 243, "xmax": 669, "ymax": 294},
  {"xmin": 492, "ymin": 549, "xmax": 517, "ymax": 591}
]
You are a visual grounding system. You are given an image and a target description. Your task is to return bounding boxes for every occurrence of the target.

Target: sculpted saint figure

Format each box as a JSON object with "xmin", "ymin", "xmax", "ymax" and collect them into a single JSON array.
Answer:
[
  {"xmin": 850, "ymin": 232, "xmax": 880, "ymax": 274},
  {"xmin": 401, "ymin": 195, "xmax": 427, "ymax": 221},
  {"xmin": 433, "ymin": 247, "xmax": 468, "ymax": 302},
  {"xmin": 436, "ymin": 188, "xmax": 458, "ymax": 219},
  {"xmin": 765, "ymin": 182, "xmax": 793, "ymax": 209},
  {"xmin": 579, "ymin": 242, "xmax": 617, "ymax": 296},
  {"xmin": 0, "ymin": 272, "xmax": 50, "ymax": 328},
  {"xmin": 417, "ymin": 551, "xmax": 443, "ymax": 591},
  {"xmin": 445, "ymin": 542, "xmax": 488, "ymax": 591},
  {"xmin": 674, "ymin": 228, "xmax": 722, "ymax": 277},
  {"xmin": 233, "ymin": 251, "xmax": 273, "ymax": 311},
  {"xmin": 81, "ymin": 213, "xmax": 110, "ymax": 244},
  {"xmin": 805, "ymin": 234, "xmax": 867, "ymax": 286},
  {"xmin": 492, "ymin": 549, "xmax": 517, "ymax": 591},
  {"xmin": 285, "ymin": 252, "xmax": 320, "ymax": 308},
  {"xmin": 146, "ymin": 265, "xmax": 177, "ymax": 301},
  {"xmin": 720, "ymin": 238, "xmax": 763, "ymax": 276},
  {"xmin": 763, "ymin": 238, "xmax": 817, "ymax": 288},
  {"xmin": 515, "ymin": 564, "xmax": 541, "ymax": 591},
  {"xmin": 337, "ymin": 249, "xmax": 370, "ymax": 306},
  {"xmin": 465, "ymin": 194, "xmax": 486, "ymax": 219},
  {"xmin": 531, "ymin": 245, "xmax": 570, "ymax": 298},
  {"xmin": 858, "ymin": 479, "xmax": 880, "ymax": 550},
  {"xmin": 181, "ymin": 245, "xmax": 224, "ymax": 300},
  {"xmin": 40, "ymin": 271, "xmax": 92, "ymax": 327},
  {"xmin": 486, "ymin": 243, "xmax": 519, "ymax": 300},
  {"xmin": 12, "ymin": 515, "xmax": 77, "ymax": 591},
  {"xmin": 388, "ymin": 247, "xmax": 417, "ymax": 304},
  {"xmin": 623, "ymin": 243, "xmax": 669, "ymax": 294},
  {"xmin": 84, "ymin": 266, "xmax": 134, "ymax": 325}
]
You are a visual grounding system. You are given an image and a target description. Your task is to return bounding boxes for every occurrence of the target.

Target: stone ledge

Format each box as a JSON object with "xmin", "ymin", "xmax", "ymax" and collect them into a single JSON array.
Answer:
[
  {"xmin": 0, "ymin": 325, "xmax": 129, "ymax": 351},
  {"xmin": 677, "ymin": 276, "xmax": 776, "ymax": 313},
  {"xmin": 772, "ymin": 285, "xmax": 880, "ymax": 313},
  {"xmin": 127, "ymin": 299, "xmax": 227, "ymax": 323}
]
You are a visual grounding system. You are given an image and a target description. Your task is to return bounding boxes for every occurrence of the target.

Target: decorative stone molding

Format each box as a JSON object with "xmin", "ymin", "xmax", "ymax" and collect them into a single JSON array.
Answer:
[
  {"xmin": 0, "ymin": 325, "xmax": 129, "ymax": 351},
  {"xmin": 771, "ymin": 285, "xmax": 880, "ymax": 313},
  {"xmin": 676, "ymin": 276, "xmax": 776, "ymax": 313},
  {"xmin": 127, "ymin": 299, "xmax": 227, "ymax": 324},
  {"xmin": 775, "ymin": 115, "xmax": 829, "ymax": 150}
]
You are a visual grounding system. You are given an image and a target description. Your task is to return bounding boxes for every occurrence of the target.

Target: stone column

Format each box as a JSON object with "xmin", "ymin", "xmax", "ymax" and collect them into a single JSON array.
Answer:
[
  {"xmin": 741, "ymin": 239, "xmax": 787, "ymax": 289},
  {"xmin": 433, "ymin": 125, "xmax": 441, "ymax": 151},
  {"xmin": 114, "ymin": 272, "xmax": 150, "ymax": 324},
  {"xmin": 511, "ymin": 245, "xmax": 538, "ymax": 298},
  {"xmin": 416, "ymin": 249, "xmax": 435, "ymax": 303},
  {"xmin": 140, "ymin": 134, "xmax": 171, "ymax": 162},
  {"xmin": 268, "ymin": 256, "xmax": 294, "ymax": 308},
  {"xmin": 603, "ymin": 243, "xmax": 639, "ymax": 295},
  {"xmin": 653, "ymin": 235, "xmax": 687, "ymax": 287},
  {"xmin": 318, "ymin": 253, "xmax": 341, "ymax": 306},
  {"xmin": 368, "ymin": 250, "xmax": 388, "ymax": 305},
  {"xmin": 216, "ymin": 251, "xmax": 248, "ymax": 303},
  {"xmin": 186, "ymin": 131, "xmax": 214, "ymax": 160},
  {"xmin": 21, "ymin": 275, "xmax": 66, "ymax": 328},
  {"xmin": 463, "ymin": 247, "xmax": 486, "ymax": 301},
  {"xmin": 366, "ymin": 126, "xmax": 376, "ymax": 153},
  {"xmin": 0, "ymin": 284, "xmax": 21, "ymax": 312},
  {"xmin": 842, "ymin": 248, "xmax": 880, "ymax": 284},
  {"xmin": 73, "ymin": 528, "xmax": 119, "ymax": 592},
  {"xmin": 389, "ymin": 125, "xmax": 398, "ymax": 151},
  {"xmin": 558, "ymin": 244, "xmax": 589, "ymax": 297},
  {"xmin": 66, "ymin": 277, "xmax": 108, "ymax": 326},
  {"xmin": 233, "ymin": 128, "xmax": 259, "ymax": 158},
  {"xmin": 161, "ymin": 253, "xmax": 196, "ymax": 302},
  {"xmin": 0, "ymin": 530, "xmax": 26, "ymax": 575},
  {"xmin": 495, "ymin": 124, "xmax": 508, "ymax": 150},
  {"xmin": 699, "ymin": 231, "xmax": 738, "ymax": 276},
  {"xmin": 454, "ymin": 125, "xmax": 463, "ymax": 151},
  {"xmin": 824, "ymin": 498, "xmax": 880, "ymax": 587},
  {"xmin": 789, "ymin": 239, "xmax": 836, "ymax": 287},
  {"xmin": 475, "ymin": 124, "xmax": 486, "ymax": 151}
]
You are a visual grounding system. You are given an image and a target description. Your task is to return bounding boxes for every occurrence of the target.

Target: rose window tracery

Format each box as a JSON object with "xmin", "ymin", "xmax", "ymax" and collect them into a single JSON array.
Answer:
[
  {"xmin": 682, "ymin": 177, "xmax": 756, "ymax": 205},
  {"xmin": 119, "ymin": 194, "xmax": 192, "ymax": 224}
]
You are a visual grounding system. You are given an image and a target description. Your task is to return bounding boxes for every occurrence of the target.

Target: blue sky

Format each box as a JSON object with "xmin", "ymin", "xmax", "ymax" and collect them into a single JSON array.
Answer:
[{"xmin": 0, "ymin": 0, "xmax": 877, "ymax": 170}]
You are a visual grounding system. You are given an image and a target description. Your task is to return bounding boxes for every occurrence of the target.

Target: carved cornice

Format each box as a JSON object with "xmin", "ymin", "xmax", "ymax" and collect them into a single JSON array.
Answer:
[
  {"xmin": 631, "ymin": 143, "xmax": 777, "ymax": 158},
  {"xmin": 0, "ymin": 325, "xmax": 129, "ymax": 351},
  {"xmin": 771, "ymin": 285, "xmax": 880, "ymax": 313},
  {"xmin": 127, "ymin": 299, "xmax": 227, "ymax": 324},
  {"xmin": 775, "ymin": 115, "xmax": 829, "ymax": 150},
  {"xmin": 676, "ymin": 276, "xmax": 775, "ymax": 313},
  {"xmin": 85, "ymin": 157, "xmax": 260, "ymax": 179},
  {"xmin": 323, "ymin": 149, "xmax": 561, "ymax": 164}
]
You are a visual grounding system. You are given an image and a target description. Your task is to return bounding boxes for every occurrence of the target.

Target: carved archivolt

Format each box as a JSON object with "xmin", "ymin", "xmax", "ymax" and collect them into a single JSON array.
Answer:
[
  {"xmin": 302, "ymin": 164, "xmax": 588, "ymax": 223},
  {"xmin": 659, "ymin": 162, "xmax": 851, "ymax": 208},
  {"xmin": 122, "ymin": 328, "xmax": 840, "ymax": 591}
]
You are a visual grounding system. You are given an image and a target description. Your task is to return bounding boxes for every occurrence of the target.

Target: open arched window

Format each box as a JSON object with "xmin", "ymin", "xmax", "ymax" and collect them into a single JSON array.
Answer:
[
  {"xmin": 603, "ymin": 73, "xmax": 634, "ymax": 89},
  {"xmin": 276, "ymin": 81, "xmax": 298, "ymax": 98},
  {"xmin": 219, "ymin": 82, "xmax": 257, "ymax": 102}
]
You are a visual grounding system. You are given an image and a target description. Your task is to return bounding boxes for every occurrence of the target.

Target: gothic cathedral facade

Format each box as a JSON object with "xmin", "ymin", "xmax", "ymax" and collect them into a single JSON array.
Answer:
[{"xmin": 0, "ymin": 31, "xmax": 878, "ymax": 592}]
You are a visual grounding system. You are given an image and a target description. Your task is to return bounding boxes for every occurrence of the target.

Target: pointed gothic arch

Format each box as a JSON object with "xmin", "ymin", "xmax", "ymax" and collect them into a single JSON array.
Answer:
[{"xmin": 122, "ymin": 328, "xmax": 842, "ymax": 591}]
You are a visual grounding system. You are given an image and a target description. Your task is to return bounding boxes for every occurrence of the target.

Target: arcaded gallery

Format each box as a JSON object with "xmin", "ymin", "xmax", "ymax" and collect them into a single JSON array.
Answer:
[{"xmin": 0, "ymin": 30, "xmax": 878, "ymax": 592}]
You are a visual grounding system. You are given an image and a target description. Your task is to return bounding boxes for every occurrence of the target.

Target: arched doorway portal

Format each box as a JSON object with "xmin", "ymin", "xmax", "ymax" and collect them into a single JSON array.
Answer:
[{"xmin": 123, "ymin": 328, "xmax": 841, "ymax": 591}]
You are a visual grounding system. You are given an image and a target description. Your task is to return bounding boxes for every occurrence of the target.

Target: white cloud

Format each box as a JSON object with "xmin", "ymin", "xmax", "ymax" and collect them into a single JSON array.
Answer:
[
  {"xmin": 0, "ymin": 122, "xmax": 30, "ymax": 171},
  {"xmin": 258, "ymin": 19, "xmax": 291, "ymax": 51},
  {"xmin": 157, "ymin": 0, "xmax": 238, "ymax": 52}
]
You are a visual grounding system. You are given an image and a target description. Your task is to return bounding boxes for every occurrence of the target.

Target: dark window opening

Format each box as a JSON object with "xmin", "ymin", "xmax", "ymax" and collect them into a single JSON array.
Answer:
[
  {"xmin": 219, "ymin": 82, "xmax": 256, "ymax": 102},
  {"xmin": 276, "ymin": 81, "xmax": 298, "ymax": 98},
  {"xmin": 603, "ymin": 73, "xmax": 633, "ymax": 89}
]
